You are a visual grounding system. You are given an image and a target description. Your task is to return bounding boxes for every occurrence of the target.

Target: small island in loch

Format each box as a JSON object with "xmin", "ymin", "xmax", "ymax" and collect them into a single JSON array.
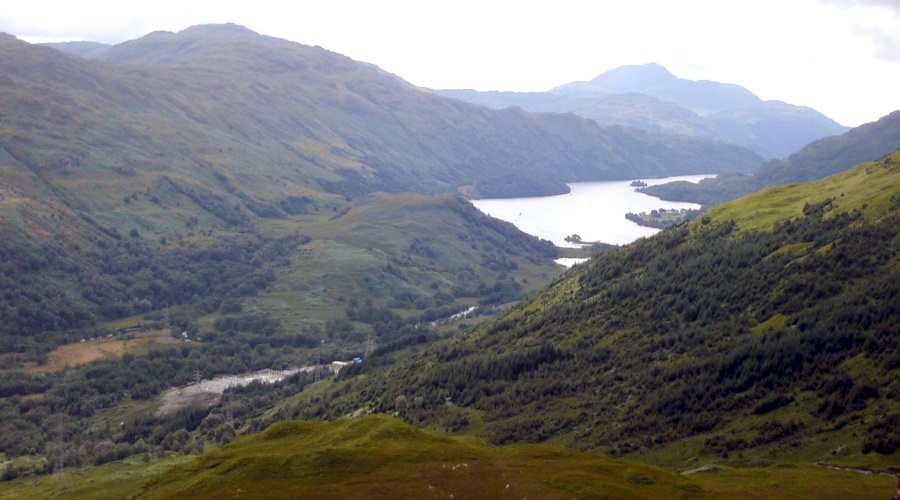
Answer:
[
  {"xmin": 562, "ymin": 234, "xmax": 618, "ymax": 256},
  {"xmin": 625, "ymin": 207, "xmax": 701, "ymax": 229}
]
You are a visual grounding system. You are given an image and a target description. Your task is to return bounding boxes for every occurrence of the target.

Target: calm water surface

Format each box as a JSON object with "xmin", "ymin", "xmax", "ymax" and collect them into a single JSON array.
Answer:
[{"xmin": 471, "ymin": 174, "xmax": 713, "ymax": 248}]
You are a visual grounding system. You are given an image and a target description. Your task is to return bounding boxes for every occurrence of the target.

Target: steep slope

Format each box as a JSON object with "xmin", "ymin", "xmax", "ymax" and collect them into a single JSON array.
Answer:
[
  {"xmin": 0, "ymin": 26, "xmax": 586, "ymax": 477},
  {"xmin": 442, "ymin": 63, "xmax": 848, "ymax": 159},
  {"xmin": 289, "ymin": 152, "xmax": 900, "ymax": 470},
  {"xmin": 641, "ymin": 110, "xmax": 900, "ymax": 205}
]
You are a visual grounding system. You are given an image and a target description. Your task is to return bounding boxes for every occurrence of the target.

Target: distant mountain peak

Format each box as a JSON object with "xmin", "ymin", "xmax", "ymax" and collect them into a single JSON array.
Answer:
[
  {"xmin": 589, "ymin": 62, "xmax": 678, "ymax": 89},
  {"xmin": 133, "ymin": 23, "xmax": 260, "ymax": 44},
  {"xmin": 178, "ymin": 23, "xmax": 260, "ymax": 37},
  {"xmin": 552, "ymin": 62, "xmax": 760, "ymax": 115},
  {"xmin": 91, "ymin": 22, "xmax": 311, "ymax": 71},
  {"xmin": 36, "ymin": 25, "xmax": 263, "ymax": 62}
]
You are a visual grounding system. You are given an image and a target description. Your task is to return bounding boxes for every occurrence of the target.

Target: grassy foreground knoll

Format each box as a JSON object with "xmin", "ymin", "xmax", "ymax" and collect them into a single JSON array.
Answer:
[{"xmin": 0, "ymin": 414, "xmax": 893, "ymax": 499}]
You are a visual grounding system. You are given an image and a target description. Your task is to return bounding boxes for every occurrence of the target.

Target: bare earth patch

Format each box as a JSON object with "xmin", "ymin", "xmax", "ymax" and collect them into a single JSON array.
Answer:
[
  {"xmin": 28, "ymin": 333, "xmax": 183, "ymax": 373},
  {"xmin": 156, "ymin": 387, "xmax": 223, "ymax": 417},
  {"xmin": 154, "ymin": 366, "xmax": 334, "ymax": 417}
]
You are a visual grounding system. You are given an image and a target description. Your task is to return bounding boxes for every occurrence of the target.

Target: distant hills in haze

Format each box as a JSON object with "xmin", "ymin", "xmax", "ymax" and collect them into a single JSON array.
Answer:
[
  {"xmin": 552, "ymin": 62, "xmax": 759, "ymax": 113},
  {"xmin": 439, "ymin": 63, "xmax": 849, "ymax": 159},
  {"xmin": 40, "ymin": 40, "xmax": 111, "ymax": 58},
  {"xmin": 640, "ymin": 110, "xmax": 900, "ymax": 205}
]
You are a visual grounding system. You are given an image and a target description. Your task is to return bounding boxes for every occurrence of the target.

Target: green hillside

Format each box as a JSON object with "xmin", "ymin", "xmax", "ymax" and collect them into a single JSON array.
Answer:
[
  {"xmin": 286, "ymin": 152, "xmax": 900, "ymax": 470},
  {"xmin": 249, "ymin": 193, "xmax": 562, "ymax": 333},
  {"xmin": 0, "ymin": 415, "xmax": 892, "ymax": 499}
]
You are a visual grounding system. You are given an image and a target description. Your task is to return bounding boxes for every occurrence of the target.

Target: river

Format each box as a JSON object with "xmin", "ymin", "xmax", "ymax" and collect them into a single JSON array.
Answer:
[{"xmin": 471, "ymin": 174, "xmax": 712, "ymax": 248}]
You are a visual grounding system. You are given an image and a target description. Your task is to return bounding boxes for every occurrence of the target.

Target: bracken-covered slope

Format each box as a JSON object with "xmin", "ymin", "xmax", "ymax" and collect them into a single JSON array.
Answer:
[{"xmin": 289, "ymin": 151, "xmax": 900, "ymax": 470}]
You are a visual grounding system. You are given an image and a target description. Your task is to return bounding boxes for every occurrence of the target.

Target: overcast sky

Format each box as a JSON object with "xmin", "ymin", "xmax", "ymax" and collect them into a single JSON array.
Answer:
[{"xmin": 2, "ymin": 0, "xmax": 899, "ymax": 127}]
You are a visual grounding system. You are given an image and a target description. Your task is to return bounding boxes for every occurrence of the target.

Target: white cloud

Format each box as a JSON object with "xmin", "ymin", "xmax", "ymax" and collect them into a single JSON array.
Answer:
[
  {"xmin": 820, "ymin": 0, "xmax": 900, "ymax": 62},
  {"xmin": 821, "ymin": 0, "xmax": 900, "ymax": 13}
]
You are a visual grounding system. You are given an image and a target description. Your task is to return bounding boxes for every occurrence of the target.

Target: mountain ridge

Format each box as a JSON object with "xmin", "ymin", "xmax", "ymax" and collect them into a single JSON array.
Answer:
[
  {"xmin": 6, "ymin": 27, "xmax": 764, "ymax": 203},
  {"xmin": 440, "ymin": 62, "xmax": 848, "ymax": 159}
]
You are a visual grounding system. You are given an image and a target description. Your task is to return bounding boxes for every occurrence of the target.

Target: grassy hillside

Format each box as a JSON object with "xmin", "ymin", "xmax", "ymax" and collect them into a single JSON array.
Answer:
[
  {"xmin": 249, "ymin": 193, "xmax": 562, "ymax": 334},
  {"xmin": 0, "ymin": 415, "xmax": 892, "ymax": 499},
  {"xmin": 285, "ymin": 152, "xmax": 900, "ymax": 471}
]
